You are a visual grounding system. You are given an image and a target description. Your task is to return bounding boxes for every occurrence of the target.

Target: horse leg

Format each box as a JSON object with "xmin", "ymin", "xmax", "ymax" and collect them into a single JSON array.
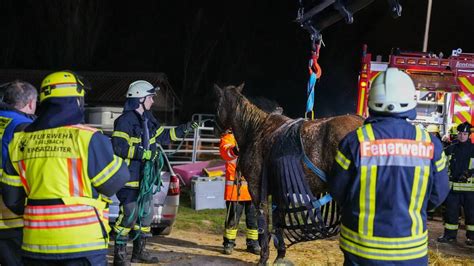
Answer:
[
  {"xmin": 272, "ymin": 210, "xmax": 286, "ymax": 260},
  {"xmin": 273, "ymin": 227, "xmax": 287, "ymax": 260},
  {"xmin": 257, "ymin": 203, "xmax": 271, "ymax": 266},
  {"xmin": 273, "ymin": 207, "xmax": 294, "ymax": 266}
]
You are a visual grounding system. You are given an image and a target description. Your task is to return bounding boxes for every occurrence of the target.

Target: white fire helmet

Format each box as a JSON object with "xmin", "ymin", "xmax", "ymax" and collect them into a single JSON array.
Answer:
[
  {"xmin": 368, "ymin": 67, "xmax": 416, "ymax": 114},
  {"xmin": 126, "ymin": 80, "xmax": 160, "ymax": 98}
]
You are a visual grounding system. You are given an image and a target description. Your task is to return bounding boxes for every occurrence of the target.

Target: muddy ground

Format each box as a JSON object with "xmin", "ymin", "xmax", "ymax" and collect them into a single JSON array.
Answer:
[{"xmin": 108, "ymin": 218, "xmax": 474, "ymax": 265}]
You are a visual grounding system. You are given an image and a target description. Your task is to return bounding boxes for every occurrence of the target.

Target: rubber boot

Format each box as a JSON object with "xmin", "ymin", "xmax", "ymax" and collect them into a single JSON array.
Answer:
[
  {"xmin": 223, "ymin": 238, "xmax": 235, "ymax": 255},
  {"xmin": 246, "ymin": 239, "xmax": 261, "ymax": 255},
  {"xmin": 437, "ymin": 235, "xmax": 456, "ymax": 243},
  {"xmin": 113, "ymin": 242, "xmax": 129, "ymax": 266},
  {"xmin": 131, "ymin": 236, "xmax": 159, "ymax": 264}
]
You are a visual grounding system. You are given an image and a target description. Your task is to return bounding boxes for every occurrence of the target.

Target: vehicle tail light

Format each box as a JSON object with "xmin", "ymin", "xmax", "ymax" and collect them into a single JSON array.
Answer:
[{"xmin": 168, "ymin": 174, "xmax": 180, "ymax": 196}]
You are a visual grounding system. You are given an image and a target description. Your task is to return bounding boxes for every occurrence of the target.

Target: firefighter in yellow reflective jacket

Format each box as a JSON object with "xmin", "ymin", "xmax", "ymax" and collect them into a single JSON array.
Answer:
[
  {"xmin": 0, "ymin": 81, "xmax": 37, "ymax": 266},
  {"xmin": 0, "ymin": 71, "xmax": 130, "ymax": 265},
  {"xmin": 220, "ymin": 130, "xmax": 260, "ymax": 255},
  {"xmin": 330, "ymin": 68, "xmax": 449, "ymax": 265},
  {"xmin": 437, "ymin": 122, "xmax": 474, "ymax": 245}
]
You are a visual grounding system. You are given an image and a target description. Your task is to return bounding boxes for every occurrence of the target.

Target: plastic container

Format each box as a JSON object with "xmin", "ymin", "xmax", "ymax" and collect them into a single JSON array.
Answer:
[
  {"xmin": 85, "ymin": 106, "xmax": 123, "ymax": 125},
  {"xmin": 190, "ymin": 176, "xmax": 226, "ymax": 210},
  {"xmin": 172, "ymin": 160, "xmax": 226, "ymax": 187}
]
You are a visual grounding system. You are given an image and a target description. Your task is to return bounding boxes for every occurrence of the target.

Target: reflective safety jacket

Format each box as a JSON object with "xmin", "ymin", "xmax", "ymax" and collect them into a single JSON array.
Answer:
[
  {"xmin": 1, "ymin": 125, "xmax": 130, "ymax": 259},
  {"xmin": 112, "ymin": 110, "xmax": 187, "ymax": 188},
  {"xmin": 445, "ymin": 141, "xmax": 474, "ymax": 192},
  {"xmin": 330, "ymin": 116, "xmax": 449, "ymax": 264},
  {"xmin": 0, "ymin": 108, "xmax": 33, "ymax": 232},
  {"xmin": 219, "ymin": 133, "xmax": 251, "ymax": 201}
]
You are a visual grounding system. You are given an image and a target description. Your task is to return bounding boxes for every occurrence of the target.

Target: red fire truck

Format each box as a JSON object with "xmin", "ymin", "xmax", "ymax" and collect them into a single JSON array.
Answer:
[{"xmin": 357, "ymin": 45, "xmax": 474, "ymax": 137}]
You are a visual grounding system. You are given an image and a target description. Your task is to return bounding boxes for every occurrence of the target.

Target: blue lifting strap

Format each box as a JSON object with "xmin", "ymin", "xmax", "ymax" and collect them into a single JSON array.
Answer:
[
  {"xmin": 302, "ymin": 152, "xmax": 333, "ymax": 207},
  {"xmin": 302, "ymin": 152, "xmax": 327, "ymax": 183},
  {"xmin": 312, "ymin": 194, "xmax": 333, "ymax": 209}
]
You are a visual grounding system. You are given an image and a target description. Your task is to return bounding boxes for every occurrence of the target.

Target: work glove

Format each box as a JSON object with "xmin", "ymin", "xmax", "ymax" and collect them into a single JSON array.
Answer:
[
  {"xmin": 142, "ymin": 149, "xmax": 153, "ymax": 161},
  {"xmin": 184, "ymin": 121, "xmax": 199, "ymax": 133}
]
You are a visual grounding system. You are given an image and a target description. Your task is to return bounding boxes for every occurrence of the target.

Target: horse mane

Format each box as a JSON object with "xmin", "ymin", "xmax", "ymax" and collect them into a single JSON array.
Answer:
[{"xmin": 231, "ymin": 92, "xmax": 269, "ymax": 146}]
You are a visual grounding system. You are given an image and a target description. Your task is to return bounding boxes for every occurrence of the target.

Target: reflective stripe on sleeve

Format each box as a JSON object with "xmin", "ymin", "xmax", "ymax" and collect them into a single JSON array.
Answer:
[
  {"xmin": 436, "ymin": 153, "xmax": 447, "ymax": 172},
  {"xmin": 170, "ymin": 128, "xmax": 179, "ymax": 141},
  {"xmin": 335, "ymin": 150, "xmax": 351, "ymax": 170},
  {"xmin": 0, "ymin": 217, "xmax": 23, "ymax": 229},
  {"xmin": 1, "ymin": 172, "xmax": 23, "ymax": 187},
  {"xmin": 112, "ymin": 131, "xmax": 141, "ymax": 144},
  {"xmin": 155, "ymin": 127, "xmax": 165, "ymax": 138},
  {"xmin": 91, "ymin": 156, "xmax": 122, "ymax": 187}
]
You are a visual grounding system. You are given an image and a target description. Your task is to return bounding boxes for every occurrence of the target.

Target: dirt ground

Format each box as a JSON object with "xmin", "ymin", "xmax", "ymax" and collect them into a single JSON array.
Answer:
[{"xmin": 108, "ymin": 218, "xmax": 474, "ymax": 265}]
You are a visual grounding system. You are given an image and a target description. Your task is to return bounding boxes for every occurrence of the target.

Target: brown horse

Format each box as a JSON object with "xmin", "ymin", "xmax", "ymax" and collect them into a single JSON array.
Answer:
[{"xmin": 214, "ymin": 84, "xmax": 363, "ymax": 265}]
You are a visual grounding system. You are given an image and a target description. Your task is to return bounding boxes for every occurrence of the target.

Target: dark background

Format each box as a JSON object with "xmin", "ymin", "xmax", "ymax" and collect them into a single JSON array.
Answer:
[{"xmin": 0, "ymin": 0, "xmax": 472, "ymax": 120}]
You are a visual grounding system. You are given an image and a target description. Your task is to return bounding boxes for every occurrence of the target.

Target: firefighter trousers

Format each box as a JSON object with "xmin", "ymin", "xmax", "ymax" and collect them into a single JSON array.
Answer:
[
  {"xmin": 114, "ymin": 188, "xmax": 153, "ymax": 238},
  {"xmin": 224, "ymin": 201, "xmax": 258, "ymax": 246},
  {"xmin": 0, "ymin": 230, "xmax": 22, "ymax": 266},
  {"xmin": 443, "ymin": 191, "xmax": 474, "ymax": 239}
]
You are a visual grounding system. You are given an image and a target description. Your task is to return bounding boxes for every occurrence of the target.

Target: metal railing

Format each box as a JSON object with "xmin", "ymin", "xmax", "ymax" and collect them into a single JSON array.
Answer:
[{"xmin": 162, "ymin": 125, "xmax": 221, "ymax": 165}]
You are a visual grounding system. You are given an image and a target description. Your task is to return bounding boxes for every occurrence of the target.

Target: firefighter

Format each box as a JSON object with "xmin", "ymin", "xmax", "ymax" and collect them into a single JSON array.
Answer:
[
  {"xmin": 0, "ymin": 71, "xmax": 130, "ymax": 265},
  {"xmin": 426, "ymin": 124, "xmax": 441, "ymax": 140},
  {"xmin": 0, "ymin": 81, "xmax": 37, "ymax": 266},
  {"xmin": 111, "ymin": 80, "xmax": 198, "ymax": 265},
  {"xmin": 330, "ymin": 68, "xmax": 449, "ymax": 265},
  {"xmin": 219, "ymin": 129, "xmax": 260, "ymax": 255},
  {"xmin": 447, "ymin": 125, "xmax": 458, "ymax": 145},
  {"xmin": 437, "ymin": 122, "xmax": 474, "ymax": 246}
]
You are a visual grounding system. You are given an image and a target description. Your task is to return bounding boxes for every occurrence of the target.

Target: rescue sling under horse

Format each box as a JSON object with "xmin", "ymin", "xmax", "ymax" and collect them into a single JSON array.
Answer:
[{"xmin": 214, "ymin": 84, "xmax": 363, "ymax": 265}]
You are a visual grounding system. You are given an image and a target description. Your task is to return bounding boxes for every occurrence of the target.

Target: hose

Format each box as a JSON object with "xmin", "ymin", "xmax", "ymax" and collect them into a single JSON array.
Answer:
[
  {"xmin": 133, "ymin": 150, "xmax": 164, "ymax": 238},
  {"xmin": 116, "ymin": 150, "xmax": 164, "ymax": 243}
]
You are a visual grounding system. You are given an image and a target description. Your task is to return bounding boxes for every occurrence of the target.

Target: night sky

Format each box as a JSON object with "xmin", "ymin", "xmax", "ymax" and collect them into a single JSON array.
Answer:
[{"xmin": 0, "ymin": 0, "xmax": 472, "ymax": 120}]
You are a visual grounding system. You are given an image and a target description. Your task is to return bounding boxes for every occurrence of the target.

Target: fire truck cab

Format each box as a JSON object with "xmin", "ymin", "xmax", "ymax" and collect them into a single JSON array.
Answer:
[{"xmin": 357, "ymin": 45, "xmax": 474, "ymax": 141}]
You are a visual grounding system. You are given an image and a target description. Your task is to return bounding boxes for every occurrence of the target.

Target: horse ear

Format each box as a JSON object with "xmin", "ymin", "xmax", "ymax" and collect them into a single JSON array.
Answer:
[
  {"xmin": 236, "ymin": 82, "xmax": 245, "ymax": 93},
  {"xmin": 214, "ymin": 84, "xmax": 223, "ymax": 98}
]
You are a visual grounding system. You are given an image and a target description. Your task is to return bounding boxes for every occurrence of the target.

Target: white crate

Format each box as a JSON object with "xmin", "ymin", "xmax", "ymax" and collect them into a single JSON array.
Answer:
[
  {"xmin": 190, "ymin": 176, "xmax": 226, "ymax": 210},
  {"xmin": 85, "ymin": 107, "xmax": 123, "ymax": 125}
]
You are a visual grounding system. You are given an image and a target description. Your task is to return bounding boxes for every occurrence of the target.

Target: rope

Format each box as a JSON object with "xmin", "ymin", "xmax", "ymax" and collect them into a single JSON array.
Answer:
[
  {"xmin": 116, "ymin": 150, "xmax": 164, "ymax": 244},
  {"xmin": 135, "ymin": 151, "xmax": 164, "ymax": 237}
]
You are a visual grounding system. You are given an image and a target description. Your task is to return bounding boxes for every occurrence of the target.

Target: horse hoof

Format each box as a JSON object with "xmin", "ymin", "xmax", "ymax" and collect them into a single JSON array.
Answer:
[{"xmin": 273, "ymin": 258, "xmax": 294, "ymax": 266}]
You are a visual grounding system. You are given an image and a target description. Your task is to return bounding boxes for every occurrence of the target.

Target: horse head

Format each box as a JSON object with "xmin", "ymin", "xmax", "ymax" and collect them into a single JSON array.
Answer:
[{"xmin": 213, "ymin": 83, "xmax": 245, "ymax": 133}]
